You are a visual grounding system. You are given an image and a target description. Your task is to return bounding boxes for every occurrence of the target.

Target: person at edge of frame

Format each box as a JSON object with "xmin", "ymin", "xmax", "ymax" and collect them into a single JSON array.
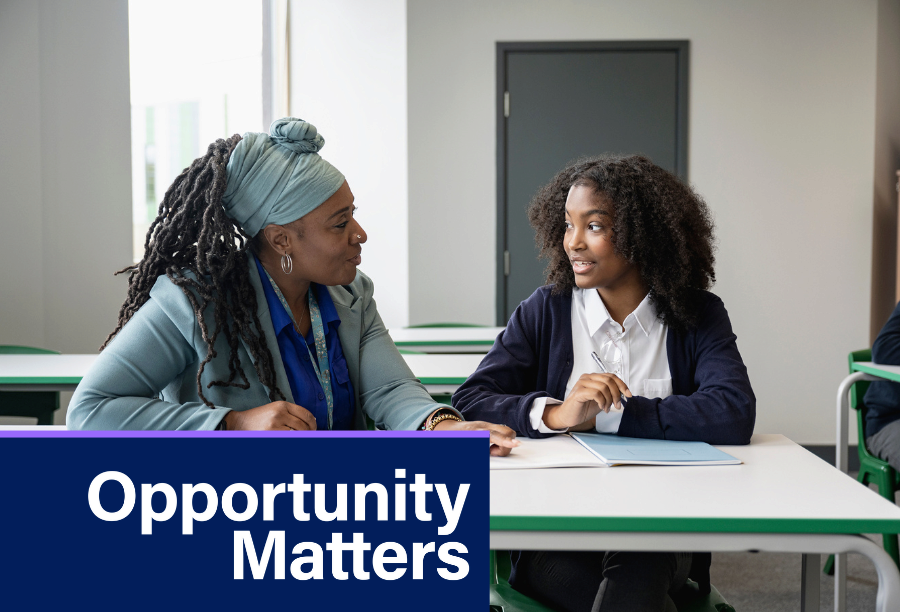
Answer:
[{"xmin": 863, "ymin": 300, "xmax": 900, "ymax": 473}]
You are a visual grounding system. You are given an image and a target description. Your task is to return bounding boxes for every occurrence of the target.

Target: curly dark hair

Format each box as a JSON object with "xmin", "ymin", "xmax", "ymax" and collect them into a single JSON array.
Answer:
[
  {"xmin": 102, "ymin": 134, "xmax": 287, "ymax": 406},
  {"xmin": 527, "ymin": 154, "xmax": 716, "ymax": 331}
]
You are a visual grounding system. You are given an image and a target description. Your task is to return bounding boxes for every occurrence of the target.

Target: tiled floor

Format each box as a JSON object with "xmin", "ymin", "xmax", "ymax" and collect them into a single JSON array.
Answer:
[{"xmin": 711, "ymin": 546, "xmax": 878, "ymax": 612}]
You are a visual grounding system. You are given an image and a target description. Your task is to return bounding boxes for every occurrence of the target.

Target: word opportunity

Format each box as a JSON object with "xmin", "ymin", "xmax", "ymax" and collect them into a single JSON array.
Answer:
[{"xmin": 88, "ymin": 468, "xmax": 472, "ymax": 582}]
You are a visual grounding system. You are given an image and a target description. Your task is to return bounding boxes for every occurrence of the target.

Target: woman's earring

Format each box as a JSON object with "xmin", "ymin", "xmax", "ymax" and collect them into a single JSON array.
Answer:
[{"xmin": 281, "ymin": 253, "xmax": 293, "ymax": 275}]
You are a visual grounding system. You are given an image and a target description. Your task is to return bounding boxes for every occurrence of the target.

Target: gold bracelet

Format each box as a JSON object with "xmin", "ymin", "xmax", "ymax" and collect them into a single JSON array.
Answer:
[
  {"xmin": 422, "ymin": 408, "xmax": 448, "ymax": 430},
  {"xmin": 427, "ymin": 412, "xmax": 463, "ymax": 431}
]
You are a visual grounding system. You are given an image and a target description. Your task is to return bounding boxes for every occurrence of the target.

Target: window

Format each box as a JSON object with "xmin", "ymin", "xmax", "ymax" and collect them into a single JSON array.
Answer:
[{"xmin": 128, "ymin": 0, "xmax": 264, "ymax": 262}]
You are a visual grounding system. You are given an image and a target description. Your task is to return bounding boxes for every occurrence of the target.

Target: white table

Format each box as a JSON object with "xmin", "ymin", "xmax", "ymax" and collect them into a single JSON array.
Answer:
[
  {"xmin": 0, "ymin": 352, "xmax": 484, "ymax": 395},
  {"xmin": 491, "ymin": 434, "xmax": 900, "ymax": 612},
  {"xmin": 834, "ymin": 361, "xmax": 900, "ymax": 611},
  {"xmin": 398, "ymin": 353, "xmax": 484, "ymax": 394},
  {"xmin": 389, "ymin": 326, "xmax": 504, "ymax": 353},
  {"xmin": 0, "ymin": 354, "xmax": 95, "ymax": 391}
]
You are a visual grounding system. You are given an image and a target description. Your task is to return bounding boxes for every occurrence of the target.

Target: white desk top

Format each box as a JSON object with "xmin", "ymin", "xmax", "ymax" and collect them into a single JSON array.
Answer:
[
  {"xmin": 400, "ymin": 353, "xmax": 483, "ymax": 384},
  {"xmin": 389, "ymin": 327, "xmax": 504, "ymax": 345},
  {"xmin": 491, "ymin": 434, "xmax": 900, "ymax": 534},
  {"xmin": 0, "ymin": 353, "xmax": 483, "ymax": 387},
  {"xmin": 853, "ymin": 361, "xmax": 900, "ymax": 383},
  {"xmin": 0, "ymin": 354, "xmax": 96, "ymax": 384}
]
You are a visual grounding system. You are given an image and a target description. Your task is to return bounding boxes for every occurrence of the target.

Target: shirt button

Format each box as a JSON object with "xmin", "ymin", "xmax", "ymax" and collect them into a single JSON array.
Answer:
[
  {"xmin": 302, "ymin": 354, "xmax": 310, "ymax": 361},
  {"xmin": 317, "ymin": 392, "xmax": 325, "ymax": 400}
]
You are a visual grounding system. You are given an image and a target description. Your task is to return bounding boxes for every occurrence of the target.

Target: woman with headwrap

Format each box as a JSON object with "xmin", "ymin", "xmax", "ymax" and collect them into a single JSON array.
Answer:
[{"xmin": 67, "ymin": 118, "xmax": 518, "ymax": 452}]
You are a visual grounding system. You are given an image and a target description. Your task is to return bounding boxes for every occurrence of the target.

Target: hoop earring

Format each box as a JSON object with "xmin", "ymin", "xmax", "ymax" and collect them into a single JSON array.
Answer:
[{"xmin": 281, "ymin": 253, "xmax": 293, "ymax": 275}]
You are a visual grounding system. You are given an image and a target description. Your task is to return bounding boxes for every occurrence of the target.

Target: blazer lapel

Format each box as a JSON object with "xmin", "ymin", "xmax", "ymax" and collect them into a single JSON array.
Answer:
[
  {"xmin": 243, "ymin": 253, "xmax": 294, "ymax": 403},
  {"xmin": 329, "ymin": 282, "xmax": 362, "ymax": 394}
]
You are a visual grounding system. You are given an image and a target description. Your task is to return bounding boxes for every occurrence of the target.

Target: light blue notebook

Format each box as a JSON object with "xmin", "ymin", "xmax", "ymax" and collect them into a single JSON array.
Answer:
[{"xmin": 571, "ymin": 432, "xmax": 741, "ymax": 466}]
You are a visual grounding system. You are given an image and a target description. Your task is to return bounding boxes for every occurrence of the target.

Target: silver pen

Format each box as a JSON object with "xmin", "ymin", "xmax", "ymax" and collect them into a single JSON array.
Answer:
[
  {"xmin": 590, "ymin": 351, "xmax": 626, "ymax": 410},
  {"xmin": 590, "ymin": 351, "xmax": 607, "ymax": 373}
]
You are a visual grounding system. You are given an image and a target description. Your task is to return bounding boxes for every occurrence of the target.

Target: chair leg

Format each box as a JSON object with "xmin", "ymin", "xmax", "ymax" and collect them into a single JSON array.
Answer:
[
  {"xmin": 883, "ymin": 533, "xmax": 900, "ymax": 570},
  {"xmin": 872, "ymin": 468, "xmax": 900, "ymax": 569},
  {"xmin": 489, "ymin": 550, "xmax": 498, "ymax": 585}
]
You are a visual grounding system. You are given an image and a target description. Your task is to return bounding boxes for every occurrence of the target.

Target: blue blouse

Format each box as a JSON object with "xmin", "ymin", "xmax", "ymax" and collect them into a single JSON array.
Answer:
[{"xmin": 254, "ymin": 256, "xmax": 355, "ymax": 429}]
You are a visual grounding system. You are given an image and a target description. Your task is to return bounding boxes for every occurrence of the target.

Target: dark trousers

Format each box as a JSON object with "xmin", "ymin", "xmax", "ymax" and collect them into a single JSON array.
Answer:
[
  {"xmin": 867, "ymin": 419, "xmax": 900, "ymax": 473},
  {"xmin": 509, "ymin": 550, "xmax": 691, "ymax": 612}
]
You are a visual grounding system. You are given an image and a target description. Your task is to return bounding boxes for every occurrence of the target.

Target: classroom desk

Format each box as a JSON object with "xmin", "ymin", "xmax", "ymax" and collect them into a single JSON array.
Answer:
[
  {"xmin": 397, "ymin": 353, "xmax": 483, "ymax": 394},
  {"xmin": 834, "ymin": 361, "xmax": 900, "ymax": 611},
  {"xmin": 0, "ymin": 354, "xmax": 95, "ymax": 391},
  {"xmin": 0, "ymin": 352, "xmax": 483, "ymax": 395},
  {"xmin": 388, "ymin": 326, "xmax": 504, "ymax": 353},
  {"xmin": 491, "ymin": 434, "xmax": 900, "ymax": 612}
]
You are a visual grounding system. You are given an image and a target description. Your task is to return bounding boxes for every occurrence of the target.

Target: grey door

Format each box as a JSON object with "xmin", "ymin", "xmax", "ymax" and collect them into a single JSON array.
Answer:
[{"xmin": 497, "ymin": 41, "xmax": 688, "ymax": 323}]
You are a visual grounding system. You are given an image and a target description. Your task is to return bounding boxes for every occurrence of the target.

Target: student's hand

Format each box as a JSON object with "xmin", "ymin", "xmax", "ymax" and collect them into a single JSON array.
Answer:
[
  {"xmin": 224, "ymin": 401, "xmax": 317, "ymax": 431},
  {"xmin": 432, "ymin": 419, "xmax": 521, "ymax": 456},
  {"xmin": 543, "ymin": 373, "xmax": 632, "ymax": 430}
]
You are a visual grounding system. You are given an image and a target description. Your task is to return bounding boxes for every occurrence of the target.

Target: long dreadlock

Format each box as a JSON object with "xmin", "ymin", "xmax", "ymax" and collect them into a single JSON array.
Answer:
[{"xmin": 102, "ymin": 134, "xmax": 287, "ymax": 407}]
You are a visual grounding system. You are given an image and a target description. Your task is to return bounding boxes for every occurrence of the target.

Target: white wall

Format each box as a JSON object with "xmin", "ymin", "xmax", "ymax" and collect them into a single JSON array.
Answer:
[
  {"xmin": 0, "ymin": 0, "xmax": 132, "ymax": 422},
  {"xmin": 407, "ymin": 0, "xmax": 879, "ymax": 444},
  {"xmin": 1, "ymin": 0, "xmax": 45, "ymax": 346},
  {"xmin": 287, "ymin": 0, "xmax": 409, "ymax": 329},
  {"xmin": 1, "ymin": 0, "xmax": 892, "ymax": 444}
]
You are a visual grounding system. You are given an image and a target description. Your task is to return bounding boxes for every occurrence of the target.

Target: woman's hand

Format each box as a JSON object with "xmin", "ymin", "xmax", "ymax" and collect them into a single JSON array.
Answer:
[
  {"xmin": 224, "ymin": 401, "xmax": 317, "ymax": 431},
  {"xmin": 431, "ymin": 418, "xmax": 520, "ymax": 457},
  {"xmin": 543, "ymin": 373, "xmax": 632, "ymax": 431}
]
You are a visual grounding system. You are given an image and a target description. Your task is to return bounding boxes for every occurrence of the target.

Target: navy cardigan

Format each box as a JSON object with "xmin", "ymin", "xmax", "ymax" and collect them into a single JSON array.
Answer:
[
  {"xmin": 454, "ymin": 286, "xmax": 755, "ymax": 445},
  {"xmin": 864, "ymin": 300, "xmax": 900, "ymax": 438}
]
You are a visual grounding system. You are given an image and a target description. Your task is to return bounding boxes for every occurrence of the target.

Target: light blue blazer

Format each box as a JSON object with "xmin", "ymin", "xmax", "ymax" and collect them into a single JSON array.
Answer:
[{"xmin": 67, "ymin": 256, "xmax": 442, "ymax": 430}]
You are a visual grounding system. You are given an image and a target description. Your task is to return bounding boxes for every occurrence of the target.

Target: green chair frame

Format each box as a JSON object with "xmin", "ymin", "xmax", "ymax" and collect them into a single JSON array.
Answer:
[
  {"xmin": 489, "ymin": 550, "xmax": 736, "ymax": 612},
  {"xmin": 406, "ymin": 323, "xmax": 486, "ymax": 328},
  {"xmin": 0, "ymin": 345, "xmax": 61, "ymax": 425},
  {"xmin": 490, "ymin": 550, "xmax": 555, "ymax": 612},
  {"xmin": 825, "ymin": 349, "xmax": 900, "ymax": 574}
]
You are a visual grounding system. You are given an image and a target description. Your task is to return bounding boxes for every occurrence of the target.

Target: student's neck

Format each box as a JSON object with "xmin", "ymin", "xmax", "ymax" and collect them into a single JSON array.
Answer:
[
  {"xmin": 597, "ymin": 283, "xmax": 649, "ymax": 327},
  {"xmin": 259, "ymin": 256, "xmax": 311, "ymax": 312}
]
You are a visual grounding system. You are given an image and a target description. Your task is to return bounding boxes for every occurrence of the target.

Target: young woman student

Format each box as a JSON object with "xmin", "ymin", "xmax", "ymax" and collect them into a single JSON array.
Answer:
[
  {"xmin": 453, "ymin": 155, "xmax": 755, "ymax": 612},
  {"xmin": 67, "ymin": 117, "xmax": 517, "ymax": 455}
]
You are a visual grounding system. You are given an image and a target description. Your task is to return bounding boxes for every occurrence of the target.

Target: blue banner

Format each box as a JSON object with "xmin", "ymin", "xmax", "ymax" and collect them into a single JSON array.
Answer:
[{"xmin": 0, "ymin": 431, "xmax": 487, "ymax": 610}]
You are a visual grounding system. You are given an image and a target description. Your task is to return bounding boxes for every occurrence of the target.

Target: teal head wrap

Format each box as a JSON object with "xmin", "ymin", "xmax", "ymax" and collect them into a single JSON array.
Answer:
[{"xmin": 221, "ymin": 117, "xmax": 346, "ymax": 237}]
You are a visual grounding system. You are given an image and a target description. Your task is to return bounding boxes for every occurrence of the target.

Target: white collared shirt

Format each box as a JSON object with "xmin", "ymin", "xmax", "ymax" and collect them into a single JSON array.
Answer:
[{"xmin": 529, "ymin": 288, "xmax": 673, "ymax": 433}]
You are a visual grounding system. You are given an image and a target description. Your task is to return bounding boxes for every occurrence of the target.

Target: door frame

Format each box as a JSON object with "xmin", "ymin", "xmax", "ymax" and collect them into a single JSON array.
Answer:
[{"xmin": 495, "ymin": 40, "xmax": 690, "ymax": 325}]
